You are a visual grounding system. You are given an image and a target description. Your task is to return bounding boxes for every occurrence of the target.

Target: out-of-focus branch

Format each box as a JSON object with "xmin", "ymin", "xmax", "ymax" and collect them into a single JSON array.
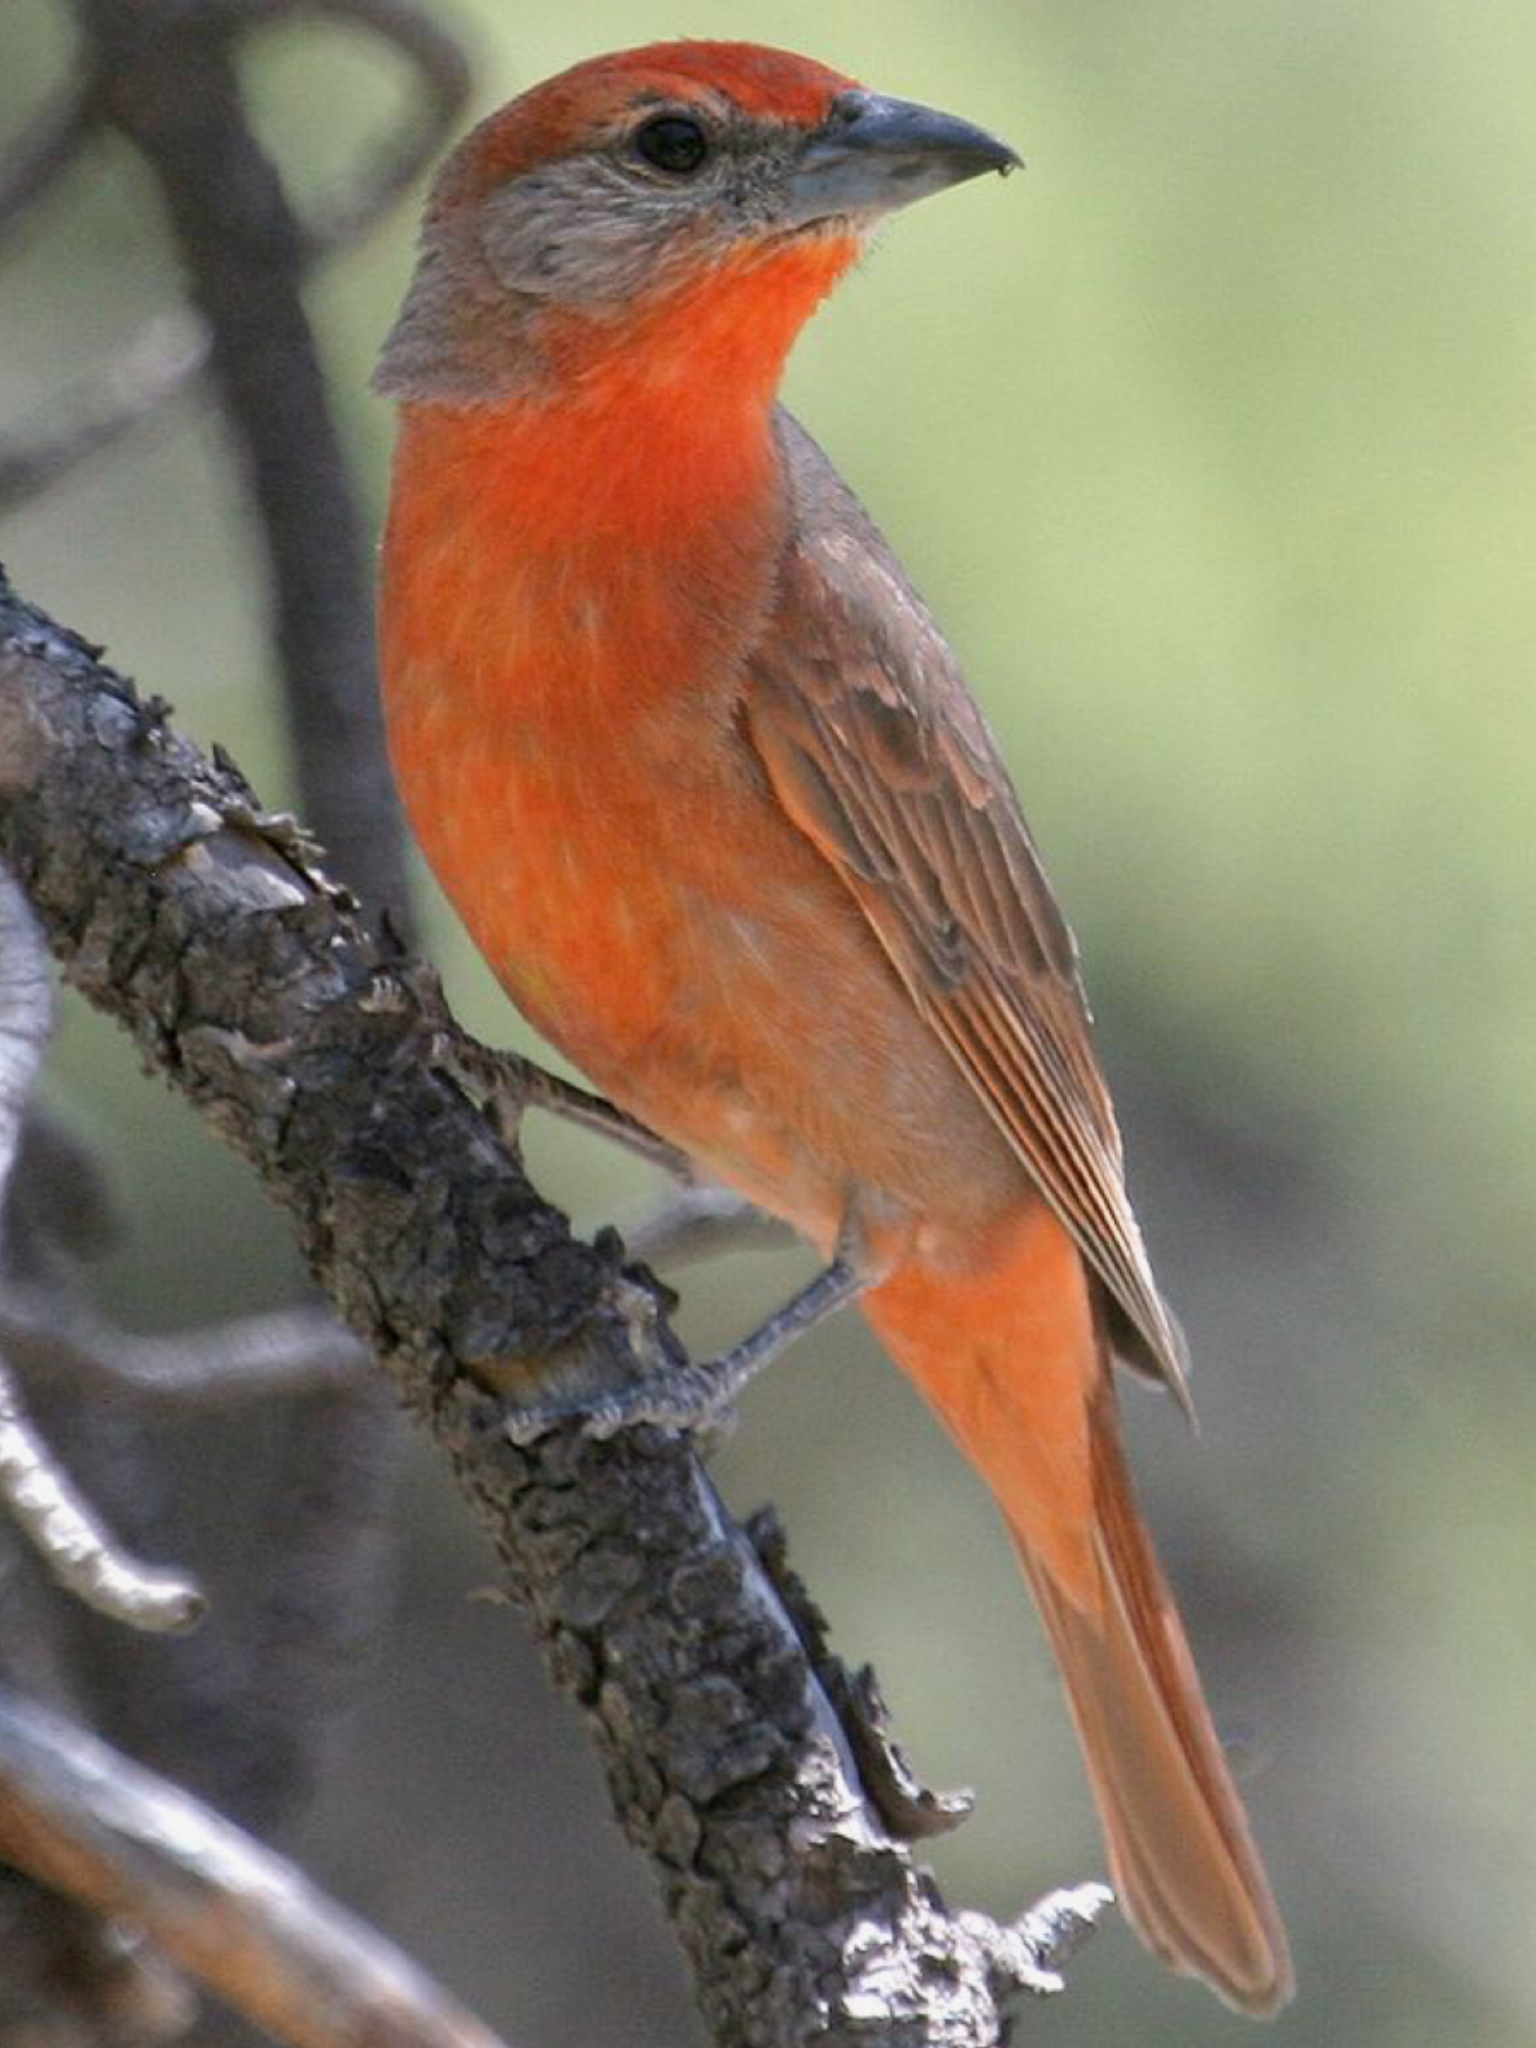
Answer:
[
  {"xmin": 0, "ymin": 872, "xmax": 205, "ymax": 1633},
  {"xmin": 0, "ymin": 566, "xmax": 1106, "ymax": 2044},
  {"xmin": 0, "ymin": 314, "xmax": 206, "ymax": 513},
  {"xmin": 264, "ymin": 0, "xmax": 473, "ymax": 254},
  {"xmin": 0, "ymin": 1360, "xmax": 205, "ymax": 1635},
  {"xmin": 0, "ymin": 78, "xmax": 98, "ymax": 243},
  {"xmin": 0, "ymin": 1686, "xmax": 518, "ymax": 2048},
  {"xmin": 2, "ymin": 1299, "xmax": 365, "ymax": 1403},
  {"xmin": 0, "ymin": 867, "xmax": 52, "ymax": 1193},
  {"xmin": 624, "ymin": 1182, "xmax": 798, "ymax": 1268},
  {"xmin": 0, "ymin": 7, "xmax": 469, "ymax": 2028},
  {"xmin": 72, "ymin": 0, "xmax": 440, "ymax": 1855},
  {"xmin": 81, "ymin": 0, "xmax": 417, "ymax": 916},
  {"xmin": 0, "ymin": 0, "xmax": 468, "ymax": 520},
  {"xmin": 0, "ymin": 1883, "xmax": 195, "ymax": 2048},
  {"xmin": 0, "ymin": 0, "xmax": 470, "ymax": 1878}
]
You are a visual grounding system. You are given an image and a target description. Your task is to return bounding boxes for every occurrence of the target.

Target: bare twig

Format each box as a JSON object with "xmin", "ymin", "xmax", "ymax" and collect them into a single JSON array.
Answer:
[
  {"xmin": 0, "ymin": 0, "xmax": 468, "ymax": 521},
  {"xmin": 265, "ymin": 0, "xmax": 473, "ymax": 254},
  {"xmin": 1, "ymin": 1298, "xmax": 365, "ymax": 1404},
  {"xmin": 0, "ymin": 1358, "xmax": 205, "ymax": 1634},
  {"xmin": 446, "ymin": 1045, "xmax": 693, "ymax": 1176},
  {"xmin": 0, "ymin": 314, "xmax": 207, "ymax": 516},
  {"xmin": 0, "ymin": 9, "xmax": 467, "ymax": 2027},
  {"xmin": 0, "ymin": 563, "xmax": 1103, "ymax": 2045},
  {"xmin": 0, "ymin": 867, "xmax": 52, "ymax": 1197},
  {"xmin": 0, "ymin": 1686, "xmax": 517, "ymax": 2048},
  {"xmin": 81, "ymin": 0, "xmax": 412, "ymax": 918},
  {"xmin": 0, "ymin": 78, "xmax": 100, "ymax": 244},
  {"xmin": 0, "ymin": 871, "xmax": 204, "ymax": 1631},
  {"xmin": 18, "ymin": 0, "xmax": 468, "ymax": 1867},
  {"xmin": 962, "ymin": 1886, "xmax": 1116, "ymax": 1999}
]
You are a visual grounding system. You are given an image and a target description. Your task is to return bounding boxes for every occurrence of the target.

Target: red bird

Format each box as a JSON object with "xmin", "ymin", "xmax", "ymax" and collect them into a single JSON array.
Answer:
[{"xmin": 377, "ymin": 40, "xmax": 1292, "ymax": 2013}]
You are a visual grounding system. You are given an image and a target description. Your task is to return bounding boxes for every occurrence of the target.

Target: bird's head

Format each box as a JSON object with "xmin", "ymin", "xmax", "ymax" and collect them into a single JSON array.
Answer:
[{"xmin": 376, "ymin": 41, "xmax": 1018, "ymax": 409}]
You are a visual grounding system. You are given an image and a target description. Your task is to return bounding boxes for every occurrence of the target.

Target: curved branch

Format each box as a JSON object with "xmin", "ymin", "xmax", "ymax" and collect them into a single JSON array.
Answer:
[
  {"xmin": 0, "ymin": 871, "xmax": 204, "ymax": 1631},
  {"xmin": 0, "ymin": 1355, "xmax": 206, "ymax": 1634},
  {"xmin": 0, "ymin": 78, "xmax": 100, "ymax": 245},
  {"xmin": 85, "ymin": 0, "xmax": 414, "ymax": 919},
  {"xmin": 0, "ymin": 1686, "xmax": 516, "ymax": 2048},
  {"xmin": 0, "ymin": 313, "xmax": 206, "ymax": 517},
  {"xmin": 1, "ymin": 1298, "xmax": 365, "ymax": 1403},
  {"xmin": 268, "ymin": 0, "xmax": 473, "ymax": 254},
  {"xmin": 0, "ymin": 868, "xmax": 52, "ymax": 1205},
  {"xmin": 0, "ymin": 567, "xmax": 1104, "ymax": 2042}
]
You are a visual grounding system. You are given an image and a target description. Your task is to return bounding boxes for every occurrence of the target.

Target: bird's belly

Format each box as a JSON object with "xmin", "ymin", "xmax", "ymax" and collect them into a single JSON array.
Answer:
[{"xmin": 389, "ymin": 702, "xmax": 1019, "ymax": 1254}]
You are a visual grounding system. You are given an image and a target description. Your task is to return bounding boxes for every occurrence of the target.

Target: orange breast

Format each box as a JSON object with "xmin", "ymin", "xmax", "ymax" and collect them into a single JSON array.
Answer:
[
  {"xmin": 379, "ymin": 402, "xmax": 1021, "ymax": 1246},
  {"xmin": 379, "ymin": 399, "xmax": 794, "ymax": 1064}
]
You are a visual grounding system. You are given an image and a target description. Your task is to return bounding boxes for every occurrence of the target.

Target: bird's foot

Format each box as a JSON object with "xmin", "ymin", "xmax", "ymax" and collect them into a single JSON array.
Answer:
[
  {"xmin": 502, "ymin": 1254, "xmax": 866, "ymax": 1443},
  {"xmin": 502, "ymin": 1356, "xmax": 747, "ymax": 1443}
]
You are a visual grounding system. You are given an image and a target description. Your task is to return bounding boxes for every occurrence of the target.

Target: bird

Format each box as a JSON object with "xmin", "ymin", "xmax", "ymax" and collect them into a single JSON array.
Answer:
[{"xmin": 375, "ymin": 39, "xmax": 1292, "ymax": 2015}]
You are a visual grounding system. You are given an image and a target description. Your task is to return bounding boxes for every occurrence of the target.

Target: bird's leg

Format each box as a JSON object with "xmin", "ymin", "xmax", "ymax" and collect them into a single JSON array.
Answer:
[
  {"xmin": 433, "ymin": 1036, "xmax": 693, "ymax": 1176},
  {"xmin": 527, "ymin": 1072, "xmax": 792, "ymax": 1263},
  {"xmin": 519, "ymin": 1066, "xmax": 694, "ymax": 1177},
  {"xmin": 623, "ymin": 1180, "xmax": 797, "ymax": 1267},
  {"xmin": 503, "ymin": 1211, "xmax": 878, "ymax": 1442}
]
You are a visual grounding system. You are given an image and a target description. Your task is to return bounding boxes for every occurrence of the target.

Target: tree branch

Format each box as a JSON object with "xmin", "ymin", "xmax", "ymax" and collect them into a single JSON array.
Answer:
[
  {"xmin": 0, "ymin": 1686, "xmax": 517, "ymax": 2048},
  {"xmin": 0, "ymin": 76, "xmax": 99, "ymax": 243},
  {"xmin": 0, "ymin": 872, "xmax": 206, "ymax": 1634},
  {"xmin": 0, "ymin": 313, "xmax": 206, "ymax": 515},
  {"xmin": 83, "ymin": 0, "xmax": 415, "ymax": 918},
  {"xmin": 48, "ymin": 0, "xmax": 470, "ymax": 1867},
  {"xmin": 0, "ymin": 565, "xmax": 1102, "ymax": 2043},
  {"xmin": 264, "ymin": 0, "xmax": 473, "ymax": 256}
]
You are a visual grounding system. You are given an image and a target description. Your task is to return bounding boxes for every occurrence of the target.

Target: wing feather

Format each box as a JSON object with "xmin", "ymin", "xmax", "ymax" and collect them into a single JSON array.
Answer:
[{"xmin": 750, "ymin": 413, "xmax": 1190, "ymax": 1405}]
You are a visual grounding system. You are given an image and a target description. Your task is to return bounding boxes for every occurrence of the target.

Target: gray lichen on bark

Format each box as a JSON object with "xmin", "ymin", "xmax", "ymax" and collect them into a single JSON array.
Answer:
[{"xmin": 0, "ymin": 565, "xmax": 1102, "ymax": 2043}]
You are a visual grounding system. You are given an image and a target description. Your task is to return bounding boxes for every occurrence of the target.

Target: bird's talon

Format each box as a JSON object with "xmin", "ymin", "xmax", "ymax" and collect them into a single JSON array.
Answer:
[{"xmin": 500, "ymin": 1365, "xmax": 738, "ymax": 1445}]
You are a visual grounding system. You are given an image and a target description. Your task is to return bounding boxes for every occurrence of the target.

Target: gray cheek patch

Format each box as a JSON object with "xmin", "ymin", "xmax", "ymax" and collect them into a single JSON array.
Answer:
[
  {"xmin": 372, "ymin": 115, "xmax": 827, "ymax": 403},
  {"xmin": 479, "ymin": 157, "xmax": 704, "ymax": 305},
  {"xmin": 475, "ymin": 123, "xmax": 809, "ymax": 305}
]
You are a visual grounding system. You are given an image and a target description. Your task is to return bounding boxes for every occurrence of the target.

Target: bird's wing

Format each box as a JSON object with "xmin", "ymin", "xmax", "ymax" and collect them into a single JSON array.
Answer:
[{"xmin": 746, "ymin": 411, "xmax": 1190, "ymax": 1404}]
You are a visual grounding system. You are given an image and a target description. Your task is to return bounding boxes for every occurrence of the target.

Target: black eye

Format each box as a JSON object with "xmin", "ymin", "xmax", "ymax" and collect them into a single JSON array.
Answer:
[{"xmin": 634, "ymin": 114, "xmax": 710, "ymax": 177}]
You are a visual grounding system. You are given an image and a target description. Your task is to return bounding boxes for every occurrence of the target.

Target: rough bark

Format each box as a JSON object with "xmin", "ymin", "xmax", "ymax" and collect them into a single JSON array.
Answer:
[{"xmin": 0, "ymin": 565, "xmax": 1093, "ymax": 2044}]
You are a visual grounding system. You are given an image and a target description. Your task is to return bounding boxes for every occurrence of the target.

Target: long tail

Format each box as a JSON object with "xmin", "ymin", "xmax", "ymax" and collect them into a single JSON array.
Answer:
[{"xmin": 865, "ymin": 1204, "xmax": 1293, "ymax": 2016}]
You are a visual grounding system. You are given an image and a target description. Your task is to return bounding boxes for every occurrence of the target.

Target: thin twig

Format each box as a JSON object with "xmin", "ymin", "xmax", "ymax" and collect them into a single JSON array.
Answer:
[
  {"xmin": 0, "ymin": 314, "xmax": 207, "ymax": 516},
  {"xmin": 0, "ymin": 1356, "xmax": 205, "ymax": 1634},
  {"xmin": 0, "ymin": 1686, "xmax": 517, "ymax": 2048},
  {"xmin": 0, "ymin": 872, "xmax": 203, "ymax": 1631},
  {"xmin": 0, "ymin": 78, "xmax": 100, "ymax": 244},
  {"xmin": 0, "ymin": 867, "xmax": 52, "ymax": 1202},
  {"xmin": 266, "ymin": 0, "xmax": 472, "ymax": 254},
  {"xmin": 1, "ymin": 1299, "xmax": 366, "ymax": 1404}
]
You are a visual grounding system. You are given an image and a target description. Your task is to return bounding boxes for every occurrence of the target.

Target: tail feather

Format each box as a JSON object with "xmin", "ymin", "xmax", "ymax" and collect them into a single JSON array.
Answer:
[
  {"xmin": 1017, "ymin": 1386, "xmax": 1293, "ymax": 2015},
  {"xmin": 866, "ymin": 1206, "xmax": 1292, "ymax": 2015}
]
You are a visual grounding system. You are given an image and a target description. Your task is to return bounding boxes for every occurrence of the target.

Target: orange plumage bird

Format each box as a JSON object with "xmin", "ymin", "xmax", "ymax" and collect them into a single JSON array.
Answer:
[{"xmin": 376, "ymin": 40, "xmax": 1292, "ymax": 2015}]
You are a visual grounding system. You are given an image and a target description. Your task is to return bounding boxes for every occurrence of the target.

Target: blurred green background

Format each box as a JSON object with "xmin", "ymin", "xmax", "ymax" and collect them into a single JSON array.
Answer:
[{"xmin": 5, "ymin": 0, "xmax": 1534, "ymax": 2041}]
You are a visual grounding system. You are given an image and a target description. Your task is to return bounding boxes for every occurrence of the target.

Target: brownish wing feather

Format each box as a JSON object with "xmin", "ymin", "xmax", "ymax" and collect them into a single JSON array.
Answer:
[{"xmin": 748, "ymin": 412, "xmax": 1190, "ymax": 1404}]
